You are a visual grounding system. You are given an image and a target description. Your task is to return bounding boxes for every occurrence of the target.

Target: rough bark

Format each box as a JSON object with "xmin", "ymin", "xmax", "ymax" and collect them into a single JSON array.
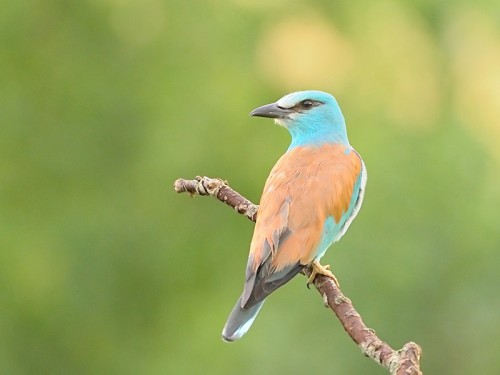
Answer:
[{"xmin": 174, "ymin": 176, "xmax": 423, "ymax": 375}]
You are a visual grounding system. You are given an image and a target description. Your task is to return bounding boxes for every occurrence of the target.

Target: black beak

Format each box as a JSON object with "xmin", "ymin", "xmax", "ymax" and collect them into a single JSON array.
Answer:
[{"xmin": 249, "ymin": 102, "xmax": 293, "ymax": 119}]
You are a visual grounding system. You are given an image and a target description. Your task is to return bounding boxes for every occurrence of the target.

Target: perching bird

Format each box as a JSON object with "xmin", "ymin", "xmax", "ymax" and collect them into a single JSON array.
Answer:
[{"xmin": 222, "ymin": 90, "xmax": 367, "ymax": 342}]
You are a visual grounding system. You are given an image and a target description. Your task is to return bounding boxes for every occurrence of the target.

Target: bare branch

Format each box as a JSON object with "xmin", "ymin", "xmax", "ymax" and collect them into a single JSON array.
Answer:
[
  {"xmin": 307, "ymin": 269, "xmax": 422, "ymax": 375},
  {"xmin": 174, "ymin": 176, "xmax": 258, "ymax": 221},
  {"xmin": 174, "ymin": 176, "xmax": 422, "ymax": 375}
]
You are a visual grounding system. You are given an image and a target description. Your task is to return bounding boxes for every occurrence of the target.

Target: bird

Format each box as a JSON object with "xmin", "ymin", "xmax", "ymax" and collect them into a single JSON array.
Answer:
[{"xmin": 222, "ymin": 90, "xmax": 367, "ymax": 342}]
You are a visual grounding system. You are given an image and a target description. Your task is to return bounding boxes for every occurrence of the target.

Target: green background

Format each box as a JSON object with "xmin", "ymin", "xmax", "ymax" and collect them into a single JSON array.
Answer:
[{"xmin": 1, "ymin": 0, "xmax": 500, "ymax": 374}]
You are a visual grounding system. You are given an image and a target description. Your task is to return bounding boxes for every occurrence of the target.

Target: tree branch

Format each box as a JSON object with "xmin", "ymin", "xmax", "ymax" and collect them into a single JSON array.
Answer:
[
  {"xmin": 174, "ymin": 176, "xmax": 258, "ymax": 221},
  {"xmin": 174, "ymin": 176, "xmax": 423, "ymax": 375}
]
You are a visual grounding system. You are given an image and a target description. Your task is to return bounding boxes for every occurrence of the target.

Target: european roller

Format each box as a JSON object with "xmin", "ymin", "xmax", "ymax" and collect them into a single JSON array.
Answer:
[{"xmin": 222, "ymin": 90, "xmax": 367, "ymax": 342}]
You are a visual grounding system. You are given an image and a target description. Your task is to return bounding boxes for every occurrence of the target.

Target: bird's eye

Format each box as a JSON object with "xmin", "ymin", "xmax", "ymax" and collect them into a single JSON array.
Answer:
[{"xmin": 301, "ymin": 100, "xmax": 314, "ymax": 109}]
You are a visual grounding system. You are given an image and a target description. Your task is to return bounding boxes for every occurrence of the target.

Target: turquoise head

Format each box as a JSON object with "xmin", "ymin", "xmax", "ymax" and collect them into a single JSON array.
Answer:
[{"xmin": 250, "ymin": 90, "xmax": 349, "ymax": 149}]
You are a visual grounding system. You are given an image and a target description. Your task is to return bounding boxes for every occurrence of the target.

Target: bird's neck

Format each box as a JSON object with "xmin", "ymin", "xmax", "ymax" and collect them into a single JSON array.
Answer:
[{"xmin": 287, "ymin": 123, "xmax": 350, "ymax": 150}]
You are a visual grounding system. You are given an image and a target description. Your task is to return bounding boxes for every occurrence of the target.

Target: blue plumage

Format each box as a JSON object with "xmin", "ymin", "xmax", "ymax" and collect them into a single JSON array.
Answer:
[{"xmin": 222, "ymin": 91, "xmax": 366, "ymax": 342}]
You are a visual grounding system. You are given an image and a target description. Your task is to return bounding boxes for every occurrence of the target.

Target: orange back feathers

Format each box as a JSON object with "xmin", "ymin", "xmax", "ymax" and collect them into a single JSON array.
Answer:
[{"xmin": 250, "ymin": 144, "xmax": 362, "ymax": 274}]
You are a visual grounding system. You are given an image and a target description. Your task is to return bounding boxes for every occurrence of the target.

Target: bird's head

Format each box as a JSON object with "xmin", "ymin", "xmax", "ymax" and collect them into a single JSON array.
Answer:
[{"xmin": 250, "ymin": 90, "xmax": 349, "ymax": 148}]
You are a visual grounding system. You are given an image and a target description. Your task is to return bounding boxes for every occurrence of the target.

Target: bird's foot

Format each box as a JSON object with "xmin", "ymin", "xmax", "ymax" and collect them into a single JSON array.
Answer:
[{"xmin": 306, "ymin": 261, "xmax": 340, "ymax": 289}]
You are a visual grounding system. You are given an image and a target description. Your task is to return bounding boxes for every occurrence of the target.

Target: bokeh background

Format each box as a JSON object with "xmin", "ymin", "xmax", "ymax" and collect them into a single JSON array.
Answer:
[{"xmin": 1, "ymin": 0, "xmax": 500, "ymax": 374}]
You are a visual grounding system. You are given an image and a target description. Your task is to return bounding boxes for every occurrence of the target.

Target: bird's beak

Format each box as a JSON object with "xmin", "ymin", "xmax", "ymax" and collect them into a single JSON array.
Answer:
[{"xmin": 249, "ymin": 102, "xmax": 293, "ymax": 119}]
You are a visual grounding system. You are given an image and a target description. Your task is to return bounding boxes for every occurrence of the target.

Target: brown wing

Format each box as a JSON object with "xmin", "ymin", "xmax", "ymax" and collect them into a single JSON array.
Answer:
[{"xmin": 241, "ymin": 144, "xmax": 362, "ymax": 308}]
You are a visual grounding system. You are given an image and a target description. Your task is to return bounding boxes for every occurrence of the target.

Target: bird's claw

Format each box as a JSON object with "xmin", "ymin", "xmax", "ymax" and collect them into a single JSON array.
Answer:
[{"xmin": 306, "ymin": 261, "xmax": 340, "ymax": 288}]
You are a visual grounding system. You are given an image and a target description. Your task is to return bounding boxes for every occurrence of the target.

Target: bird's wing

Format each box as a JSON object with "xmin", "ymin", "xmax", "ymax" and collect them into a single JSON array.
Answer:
[{"xmin": 241, "ymin": 144, "xmax": 363, "ymax": 308}]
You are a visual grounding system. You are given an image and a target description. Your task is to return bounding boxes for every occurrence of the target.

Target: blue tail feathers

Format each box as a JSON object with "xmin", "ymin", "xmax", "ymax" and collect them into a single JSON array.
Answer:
[{"xmin": 222, "ymin": 296, "xmax": 265, "ymax": 342}]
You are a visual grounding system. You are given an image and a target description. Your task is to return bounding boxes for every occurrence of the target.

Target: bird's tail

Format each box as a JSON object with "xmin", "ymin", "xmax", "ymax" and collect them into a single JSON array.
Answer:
[{"xmin": 222, "ymin": 296, "xmax": 265, "ymax": 342}]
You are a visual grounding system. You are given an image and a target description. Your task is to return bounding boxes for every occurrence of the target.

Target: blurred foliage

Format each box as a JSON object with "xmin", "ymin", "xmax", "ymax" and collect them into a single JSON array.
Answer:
[{"xmin": 1, "ymin": 0, "xmax": 500, "ymax": 374}]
